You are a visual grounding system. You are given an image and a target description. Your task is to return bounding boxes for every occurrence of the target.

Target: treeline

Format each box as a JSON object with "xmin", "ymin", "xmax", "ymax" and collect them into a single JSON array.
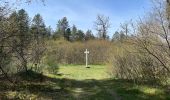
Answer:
[{"xmin": 53, "ymin": 17, "xmax": 95, "ymax": 41}]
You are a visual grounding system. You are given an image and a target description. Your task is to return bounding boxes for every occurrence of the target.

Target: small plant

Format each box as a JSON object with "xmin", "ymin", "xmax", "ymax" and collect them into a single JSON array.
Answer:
[{"xmin": 45, "ymin": 53, "xmax": 59, "ymax": 74}]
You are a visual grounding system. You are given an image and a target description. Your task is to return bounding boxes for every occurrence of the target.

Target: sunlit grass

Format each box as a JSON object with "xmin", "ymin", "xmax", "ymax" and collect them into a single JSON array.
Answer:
[{"xmin": 47, "ymin": 64, "xmax": 110, "ymax": 80}]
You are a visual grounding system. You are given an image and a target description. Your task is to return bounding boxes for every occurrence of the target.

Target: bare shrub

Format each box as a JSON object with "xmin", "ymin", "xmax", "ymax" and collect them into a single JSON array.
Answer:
[{"xmin": 46, "ymin": 39, "xmax": 112, "ymax": 65}]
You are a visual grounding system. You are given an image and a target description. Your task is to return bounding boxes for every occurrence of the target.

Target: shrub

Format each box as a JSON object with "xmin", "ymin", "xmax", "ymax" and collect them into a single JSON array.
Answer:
[
  {"xmin": 46, "ymin": 39, "xmax": 112, "ymax": 65},
  {"xmin": 108, "ymin": 40, "xmax": 169, "ymax": 85},
  {"xmin": 45, "ymin": 52, "xmax": 59, "ymax": 74}
]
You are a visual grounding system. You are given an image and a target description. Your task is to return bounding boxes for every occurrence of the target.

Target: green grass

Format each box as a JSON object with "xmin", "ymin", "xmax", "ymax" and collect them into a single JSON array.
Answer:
[
  {"xmin": 0, "ymin": 65, "xmax": 170, "ymax": 100},
  {"xmin": 48, "ymin": 64, "xmax": 110, "ymax": 80}
]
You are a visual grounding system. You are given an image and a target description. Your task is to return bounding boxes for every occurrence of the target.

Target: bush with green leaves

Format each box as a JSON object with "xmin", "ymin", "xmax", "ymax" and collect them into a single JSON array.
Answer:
[{"xmin": 45, "ymin": 52, "xmax": 59, "ymax": 74}]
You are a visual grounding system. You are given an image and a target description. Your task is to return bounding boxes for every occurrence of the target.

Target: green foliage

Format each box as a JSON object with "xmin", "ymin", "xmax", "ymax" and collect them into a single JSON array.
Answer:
[
  {"xmin": 75, "ymin": 30, "xmax": 85, "ymax": 41},
  {"xmin": 31, "ymin": 13, "xmax": 48, "ymax": 38},
  {"xmin": 55, "ymin": 17, "xmax": 69, "ymax": 39},
  {"xmin": 45, "ymin": 53, "xmax": 59, "ymax": 74},
  {"xmin": 1, "ymin": 65, "xmax": 170, "ymax": 100},
  {"xmin": 112, "ymin": 31, "xmax": 126, "ymax": 42},
  {"xmin": 65, "ymin": 28, "xmax": 71, "ymax": 41},
  {"xmin": 55, "ymin": 65, "xmax": 109, "ymax": 80},
  {"xmin": 71, "ymin": 24, "xmax": 77, "ymax": 36}
]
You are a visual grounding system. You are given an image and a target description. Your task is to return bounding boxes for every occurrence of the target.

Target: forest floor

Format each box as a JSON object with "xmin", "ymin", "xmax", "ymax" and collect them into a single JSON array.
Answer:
[{"xmin": 0, "ymin": 65, "xmax": 170, "ymax": 100}]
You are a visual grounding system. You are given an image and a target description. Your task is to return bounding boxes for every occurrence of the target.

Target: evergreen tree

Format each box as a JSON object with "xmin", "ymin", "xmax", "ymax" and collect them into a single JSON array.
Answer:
[
  {"xmin": 46, "ymin": 26, "xmax": 52, "ymax": 38},
  {"xmin": 14, "ymin": 9, "xmax": 30, "ymax": 72},
  {"xmin": 112, "ymin": 31, "xmax": 120, "ymax": 41},
  {"xmin": 119, "ymin": 31, "xmax": 126, "ymax": 42},
  {"xmin": 70, "ymin": 24, "xmax": 77, "ymax": 41},
  {"xmin": 56, "ymin": 17, "xmax": 69, "ymax": 39},
  {"xmin": 65, "ymin": 28, "xmax": 71, "ymax": 41},
  {"xmin": 31, "ymin": 13, "xmax": 47, "ymax": 71},
  {"xmin": 85, "ymin": 30, "xmax": 95, "ymax": 41},
  {"xmin": 31, "ymin": 14, "xmax": 48, "ymax": 38},
  {"xmin": 75, "ymin": 30, "xmax": 85, "ymax": 41},
  {"xmin": 71, "ymin": 25, "xmax": 77, "ymax": 35}
]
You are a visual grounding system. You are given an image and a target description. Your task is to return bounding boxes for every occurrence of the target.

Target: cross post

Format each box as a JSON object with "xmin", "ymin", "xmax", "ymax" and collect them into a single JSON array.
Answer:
[{"xmin": 84, "ymin": 49, "xmax": 89, "ymax": 68}]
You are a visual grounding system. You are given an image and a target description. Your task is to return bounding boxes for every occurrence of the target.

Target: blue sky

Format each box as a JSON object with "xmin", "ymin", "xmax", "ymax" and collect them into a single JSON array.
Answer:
[{"xmin": 19, "ymin": 0, "xmax": 152, "ymax": 36}]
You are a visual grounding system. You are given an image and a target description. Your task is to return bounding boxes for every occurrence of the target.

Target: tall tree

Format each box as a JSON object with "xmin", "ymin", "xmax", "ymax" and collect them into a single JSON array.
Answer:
[
  {"xmin": 46, "ymin": 26, "xmax": 52, "ymax": 38},
  {"xmin": 112, "ymin": 31, "xmax": 120, "ymax": 42},
  {"xmin": 56, "ymin": 17, "xmax": 69, "ymax": 39},
  {"xmin": 71, "ymin": 24, "xmax": 77, "ymax": 35},
  {"xmin": 70, "ymin": 24, "xmax": 78, "ymax": 41},
  {"xmin": 31, "ymin": 13, "xmax": 47, "ymax": 71},
  {"xmin": 65, "ymin": 28, "xmax": 71, "ymax": 41},
  {"xmin": 75, "ymin": 30, "xmax": 85, "ymax": 41},
  {"xmin": 31, "ymin": 14, "xmax": 47, "ymax": 38},
  {"xmin": 94, "ymin": 14, "xmax": 110, "ymax": 40},
  {"xmin": 12, "ymin": 9, "xmax": 30, "ymax": 72},
  {"xmin": 120, "ymin": 22, "xmax": 129, "ymax": 38}
]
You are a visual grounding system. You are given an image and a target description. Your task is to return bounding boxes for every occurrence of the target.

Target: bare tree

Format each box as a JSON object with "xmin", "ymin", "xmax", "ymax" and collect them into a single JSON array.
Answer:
[
  {"xmin": 120, "ymin": 20, "xmax": 133, "ymax": 38},
  {"xmin": 136, "ymin": 0, "xmax": 170, "ymax": 73},
  {"xmin": 112, "ymin": 0, "xmax": 170, "ymax": 84},
  {"xmin": 94, "ymin": 14, "xmax": 111, "ymax": 40}
]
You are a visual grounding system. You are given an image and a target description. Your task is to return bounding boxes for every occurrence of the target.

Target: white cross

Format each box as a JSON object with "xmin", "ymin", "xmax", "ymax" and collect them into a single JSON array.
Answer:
[{"xmin": 84, "ymin": 49, "xmax": 89, "ymax": 68}]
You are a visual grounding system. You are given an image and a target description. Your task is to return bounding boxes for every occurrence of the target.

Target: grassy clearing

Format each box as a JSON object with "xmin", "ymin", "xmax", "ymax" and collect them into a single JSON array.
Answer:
[
  {"xmin": 0, "ymin": 65, "xmax": 170, "ymax": 100},
  {"xmin": 49, "ymin": 64, "xmax": 110, "ymax": 80}
]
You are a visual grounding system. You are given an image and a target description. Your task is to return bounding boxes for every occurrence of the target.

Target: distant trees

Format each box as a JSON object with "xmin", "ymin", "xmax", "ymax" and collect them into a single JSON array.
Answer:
[
  {"xmin": 46, "ymin": 26, "xmax": 52, "ymax": 38},
  {"xmin": 71, "ymin": 25, "xmax": 77, "ymax": 36},
  {"xmin": 112, "ymin": 31, "xmax": 126, "ymax": 42},
  {"xmin": 120, "ymin": 21, "xmax": 130, "ymax": 38},
  {"xmin": 112, "ymin": 31, "xmax": 119, "ymax": 41},
  {"xmin": 53, "ymin": 18, "xmax": 95, "ymax": 42},
  {"xmin": 85, "ymin": 30, "xmax": 95, "ymax": 41},
  {"xmin": 94, "ymin": 14, "xmax": 111, "ymax": 40},
  {"xmin": 65, "ymin": 28, "xmax": 71, "ymax": 41},
  {"xmin": 31, "ymin": 14, "xmax": 48, "ymax": 37},
  {"xmin": 55, "ymin": 17, "xmax": 69, "ymax": 39},
  {"xmin": 75, "ymin": 30, "xmax": 85, "ymax": 41}
]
